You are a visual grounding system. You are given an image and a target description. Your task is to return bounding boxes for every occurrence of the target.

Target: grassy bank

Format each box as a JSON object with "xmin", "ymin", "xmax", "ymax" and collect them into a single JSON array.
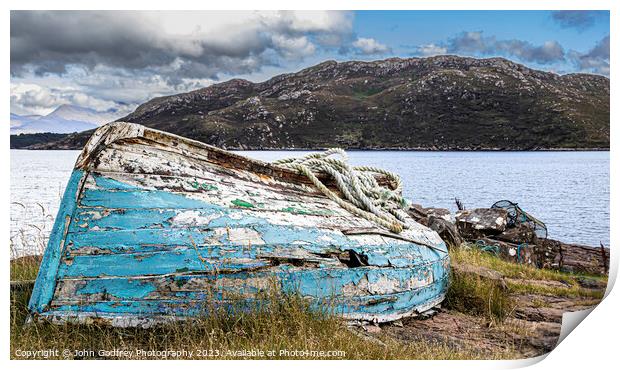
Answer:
[
  {"xmin": 10, "ymin": 248, "xmax": 606, "ymax": 360},
  {"xmin": 10, "ymin": 256, "xmax": 494, "ymax": 360},
  {"xmin": 450, "ymin": 246, "xmax": 607, "ymax": 300}
]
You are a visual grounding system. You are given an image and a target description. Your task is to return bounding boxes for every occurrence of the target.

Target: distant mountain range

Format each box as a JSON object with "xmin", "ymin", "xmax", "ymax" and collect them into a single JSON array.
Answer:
[
  {"xmin": 14, "ymin": 56, "xmax": 610, "ymax": 150},
  {"xmin": 10, "ymin": 104, "xmax": 121, "ymax": 134}
]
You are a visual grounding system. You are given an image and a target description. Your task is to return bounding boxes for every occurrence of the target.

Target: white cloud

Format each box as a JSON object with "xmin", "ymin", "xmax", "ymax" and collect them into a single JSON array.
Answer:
[
  {"xmin": 271, "ymin": 35, "xmax": 316, "ymax": 59},
  {"xmin": 446, "ymin": 31, "xmax": 565, "ymax": 64},
  {"xmin": 415, "ymin": 43, "xmax": 448, "ymax": 56},
  {"xmin": 10, "ymin": 82, "xmax": 132, "ymax": 116},
  {"xmin": 11, "ymin": 10, "xmax": 354, "ymax": 78},
  {"xmin": 271, "ymin": 11, "xmax": 353, "ymax": 34},
  {"xmin": 570, "ymin": 35, "xmax": 609, "ymax": 75},
  {"xmin": 352, "ymin": 37, "xmax": 391, "ymax": 55},
  {"xmin": 10, "ymin": 10, "xmax": 357, "ymax": 115}
]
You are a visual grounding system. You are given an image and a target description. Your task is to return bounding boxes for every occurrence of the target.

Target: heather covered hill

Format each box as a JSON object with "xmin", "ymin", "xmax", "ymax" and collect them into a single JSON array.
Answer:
[{"xmin": 29, "ymin": 55, "xmax": 610, "ymax": 150}]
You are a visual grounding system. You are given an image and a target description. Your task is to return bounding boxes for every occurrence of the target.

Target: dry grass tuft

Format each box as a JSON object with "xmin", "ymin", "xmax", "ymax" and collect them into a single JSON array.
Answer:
[{"xmin": 445, "ymin": 266, "xmax": 514, "ymax": 324}]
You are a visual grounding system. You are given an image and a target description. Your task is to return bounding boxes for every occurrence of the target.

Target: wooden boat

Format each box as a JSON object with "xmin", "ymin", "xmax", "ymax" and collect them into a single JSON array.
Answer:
[{"xmin": 28, "ymin": 122, "xmax": 449, "ymax": 327}]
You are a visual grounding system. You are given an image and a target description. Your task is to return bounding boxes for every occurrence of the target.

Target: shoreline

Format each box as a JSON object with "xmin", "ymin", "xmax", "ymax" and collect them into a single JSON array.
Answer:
[{"xmin": 10, "ymin": 146, "xmax": 611, "ymax": 152}]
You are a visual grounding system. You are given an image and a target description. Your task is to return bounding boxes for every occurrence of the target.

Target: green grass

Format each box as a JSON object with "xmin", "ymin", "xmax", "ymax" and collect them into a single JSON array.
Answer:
[
  {"xmin": 451, "ymin": 245, "xmax": 607, "ymax": 284},
  {"xmin": 445, "ymin": 267, "xmax": 514, "ymax": 324},
  {"xmin": 505, "ymin": 281, "xmax": 604, "ymax": 299},
  {"xmin": 10, "ymin": 257, "xmax": 497, "ymax": 360},
  {"xmin": 351, "ymin": 86, "xmax": 384, "ymax": 100},
  {"xmin": 444, "ymin": 247, "xmax": 608, "ymax": 324},
  {"xmin": 451, "ymin": 247, "xmax": 607, "ymax": 300}
]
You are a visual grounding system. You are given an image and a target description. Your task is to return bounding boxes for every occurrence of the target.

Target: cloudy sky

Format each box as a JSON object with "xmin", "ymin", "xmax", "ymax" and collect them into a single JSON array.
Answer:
[{"xmin": 10, "ymin": 10, "xmax": 610, "ymax": 116}]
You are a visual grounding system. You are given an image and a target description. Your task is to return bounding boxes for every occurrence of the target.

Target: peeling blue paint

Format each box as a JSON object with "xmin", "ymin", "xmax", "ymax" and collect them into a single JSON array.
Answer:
[
  {"xmin": 75, "ymin": 278, "xmax": 158, "ymax": 299},
  {"xmin": 29, "ymin": 170, "xmax": 86, "ymax": 312},
  {"xmin": 92, "ymin": 174, "xmax": 142, "ymax": 190},
  {"xmin": 56, "ymin": 262, "xmax": 447, "ymax": 301},
  {"xmin": 59, "ymin": 251, "xmax": 272, "ymax": 277},
  {"xmin": 50, "ymin": 276, "xmax": 448, "ymax": 317},
  {"xmin": 80, "ymin": 188, "xmax": 224, "ymax": 209}
]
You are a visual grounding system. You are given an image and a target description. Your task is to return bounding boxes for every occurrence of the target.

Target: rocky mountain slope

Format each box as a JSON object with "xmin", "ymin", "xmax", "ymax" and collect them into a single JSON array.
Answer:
[{"xmin": 28, "ymin": 56, "xmax": 610, "ymax": 150}]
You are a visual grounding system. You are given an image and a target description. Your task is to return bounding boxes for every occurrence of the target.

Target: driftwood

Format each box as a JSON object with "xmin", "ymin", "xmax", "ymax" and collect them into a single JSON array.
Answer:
[
  {"xmin": 475, "ymin": 237, "xmax": 609, "ymax": 275},
  {"xmin": 557, "ymin": 241, "xmax": 610, "ymax": 275}
]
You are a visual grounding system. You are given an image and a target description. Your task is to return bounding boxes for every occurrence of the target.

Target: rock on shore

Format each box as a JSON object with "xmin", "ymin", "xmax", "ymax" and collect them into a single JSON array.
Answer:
[{"xmin": 408, "ymin": 202, "xmax": 609, "ymax": 275}]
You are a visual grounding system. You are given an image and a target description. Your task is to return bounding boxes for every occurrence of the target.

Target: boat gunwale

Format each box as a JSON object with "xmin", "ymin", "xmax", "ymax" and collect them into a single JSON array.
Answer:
[{"xmin": 75, "ymin": 122, "xmax": 396, "ymax": 190}]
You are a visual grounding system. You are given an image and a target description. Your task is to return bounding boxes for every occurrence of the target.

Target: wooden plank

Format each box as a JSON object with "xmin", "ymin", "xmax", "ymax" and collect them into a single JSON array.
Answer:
[
  {"xmin": 91, "ymin": 170, "xmax": 327, "ymax": 200},
  {"xmin": 59, "ymin": 241, "xmax": 437, "ymax": 277},
  {"xmin": 49, "ymin": 277, "xmax": 449, "ymax": 318},
  {"xmin": 81, "ymin": 171, "xmax": 346, "ymax": 214},
  {"xmin": 65, "ymin": 226, "xmax": 347, "ymax": 249},
  {"xmin": 29, "ymin": 170, "xmax": 87, "ymax": 313},
  {"xmin": 62, "ymin": 223, "xmax": 443, "ymax": 269},
  {"xmin": 88, "ymin": 143, "xmax": 319, "ymax": 195},
  {"xmin": 52, "ymin": 262, "xmax": 447, "ymax": 303},
  {"xmin": 78, "ymin": 187, "xmax": 343, "ymax": 215},
  {"xmin": 73, "ymin": 172, "xmax": 444, "ymax": 249},
  {"xmin": 71, "ymin": 208, "xmax": 375, "ymax": 232},
  {"xmin": 137, "ymin": 127, "xmax": 396, "ymax": 190},
  {"xmin": 92, "ymin": 141, "xmax": 315, "ymax": 191},
  {"xmin": 36, "ymin": 291, "xmax": 447, "ymax": 327},
  {"xmin": 58, "ymin": 252, "xmax": 272, "ymax": 278}
]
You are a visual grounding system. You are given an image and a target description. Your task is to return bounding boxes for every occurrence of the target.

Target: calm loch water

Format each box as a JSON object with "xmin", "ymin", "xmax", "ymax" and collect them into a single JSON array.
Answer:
[{"xmin": 10, "ymin": 150, "xmax": 609, "ymax": 257}]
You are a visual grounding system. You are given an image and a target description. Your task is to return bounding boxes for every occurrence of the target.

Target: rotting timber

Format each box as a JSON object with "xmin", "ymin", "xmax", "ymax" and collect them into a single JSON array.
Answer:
[{"xmin": 28, "ymin": 122, "xmax": 450, "ymax": 327}]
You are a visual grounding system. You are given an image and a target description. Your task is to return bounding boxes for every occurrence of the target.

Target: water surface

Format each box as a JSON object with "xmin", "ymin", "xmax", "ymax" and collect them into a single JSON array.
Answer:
[{"xmin": 10, "ymin": 150, "xmax": 609, "ymax": 257}]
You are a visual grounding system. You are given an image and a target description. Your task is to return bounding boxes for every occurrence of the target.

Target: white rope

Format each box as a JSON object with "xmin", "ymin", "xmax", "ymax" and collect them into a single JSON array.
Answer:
[{"xmin": 274, "ymin": 149, "xmax": 410, "ymax": 233}]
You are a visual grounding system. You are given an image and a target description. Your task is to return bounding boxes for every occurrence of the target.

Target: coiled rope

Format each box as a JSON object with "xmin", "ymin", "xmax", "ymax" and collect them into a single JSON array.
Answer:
[{"xmin": 273, "ymin": 148, "xmax": 409, "ymax": 233}]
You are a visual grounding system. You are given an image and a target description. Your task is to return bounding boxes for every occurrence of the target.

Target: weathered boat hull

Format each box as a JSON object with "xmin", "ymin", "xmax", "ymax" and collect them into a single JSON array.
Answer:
[{"xmin": 29, "ymin": 122, "xmax": 449, "ymax": 327}]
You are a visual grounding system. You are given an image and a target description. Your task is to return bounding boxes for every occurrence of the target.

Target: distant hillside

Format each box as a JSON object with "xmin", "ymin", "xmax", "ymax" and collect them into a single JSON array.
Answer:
[
  {"xmin": 11, "ymin": 132, "xmax": 70, "ymax": 149},
  {"xmin": 10, "ymin": 104, "xmax": 120, "ymax": 134},
  {"xmin": 27, "ymin": 56, "xmax": 610, "ymax": 150}
]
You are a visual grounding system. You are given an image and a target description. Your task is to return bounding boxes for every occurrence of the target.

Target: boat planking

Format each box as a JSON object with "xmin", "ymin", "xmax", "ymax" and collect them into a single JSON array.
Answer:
[{"xmin": 28, "ymin": 122, "xmax": 450, "ymax": 327}]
